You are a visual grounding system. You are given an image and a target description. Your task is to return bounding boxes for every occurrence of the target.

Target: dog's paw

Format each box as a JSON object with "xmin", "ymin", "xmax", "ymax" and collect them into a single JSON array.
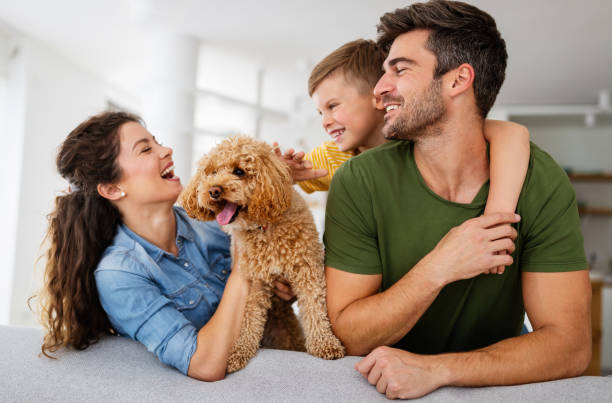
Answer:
[{"xmin": 307, "ymin": 336, "xmax": 345, "ymax": 360}]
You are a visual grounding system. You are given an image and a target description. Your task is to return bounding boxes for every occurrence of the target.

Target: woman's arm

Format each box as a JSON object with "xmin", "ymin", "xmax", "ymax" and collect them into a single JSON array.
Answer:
[
  {"xmin": 483, "ymin": 119, "xmax": 530, "ymax": 215},
  {"xmin": 187, "ymin": 246, "xmax": 249, "ymax": 381}
]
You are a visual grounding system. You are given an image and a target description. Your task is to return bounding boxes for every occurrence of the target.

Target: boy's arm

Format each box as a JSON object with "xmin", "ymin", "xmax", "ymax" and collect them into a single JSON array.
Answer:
[
  {"xmin": 483, "ymin": 120, "xmax": 530, "ymax": 215},
  {"xmin": 483, "ymin": 120, "xmax": 530, "ymax": 274}
]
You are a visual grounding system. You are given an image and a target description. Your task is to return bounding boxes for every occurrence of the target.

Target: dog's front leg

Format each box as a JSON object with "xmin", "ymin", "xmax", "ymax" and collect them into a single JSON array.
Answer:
[
  {"xmin": 226, "ymin": 279, "xmax": 272, "ymax": 373},
  {"xmin": 293, "ymin": 268, "xmax": 345, "ymax": 360}
]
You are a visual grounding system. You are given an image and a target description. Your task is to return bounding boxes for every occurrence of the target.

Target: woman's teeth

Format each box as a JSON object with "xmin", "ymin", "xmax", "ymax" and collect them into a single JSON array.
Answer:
[{"xmin": 161, "ymin": 165, "xmax": 174, "ymax": 178}]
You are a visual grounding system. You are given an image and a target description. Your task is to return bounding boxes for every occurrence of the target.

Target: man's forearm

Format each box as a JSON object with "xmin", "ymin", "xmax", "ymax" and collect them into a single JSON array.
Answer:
[
  {"xmin": 435, "ymin": 326, "xmax": 591, "ymax": 387},
  {"xmin": 438, "ymin": 270, "xmax": 592, "ymax": 387},
  {"xmin": 329, "ymin": 213, "xmax": 521, "ymax": 356},
  {"xmin": 333, "ymin": 260, "xmax": 444, "ymax": 355}
]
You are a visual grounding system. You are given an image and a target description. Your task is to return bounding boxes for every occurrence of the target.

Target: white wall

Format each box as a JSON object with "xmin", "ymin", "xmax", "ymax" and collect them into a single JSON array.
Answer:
[
  {"xmin": 512, "ymin": 115, "xmax": 612, "ymax": 273},
  {"xmin": 512, "ymin": 114, "xmax": 612, "ymax": 370},
  {"xmin": 0, "ymin": 34, "xmax": 26, "ymax": 325},
  {"xmin": 6, "ymin": 36, "xmax": 138, "ymax": 326}
]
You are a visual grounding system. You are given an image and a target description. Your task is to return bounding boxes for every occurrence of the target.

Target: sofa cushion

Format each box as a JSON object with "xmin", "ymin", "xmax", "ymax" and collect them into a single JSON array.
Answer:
[{"xmin": 1, "ymin": 325, "xmax": 610, "ymax": 402}]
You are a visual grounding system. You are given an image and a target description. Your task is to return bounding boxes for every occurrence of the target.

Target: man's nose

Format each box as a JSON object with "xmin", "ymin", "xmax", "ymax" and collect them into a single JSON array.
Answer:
[{"xmin": 374, "ymin": 72, "xmax": 393, "ymax": 99}]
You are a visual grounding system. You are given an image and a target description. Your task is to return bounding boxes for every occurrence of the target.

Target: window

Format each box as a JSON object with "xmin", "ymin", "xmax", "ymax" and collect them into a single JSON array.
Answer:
[{"xmin": 193, "ymin": 45, "xmax": 261, "ymax": 160}]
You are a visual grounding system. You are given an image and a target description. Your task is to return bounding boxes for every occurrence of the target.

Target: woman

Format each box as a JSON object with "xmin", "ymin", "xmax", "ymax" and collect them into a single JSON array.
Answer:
[{"xmin": 38, "ymin": 111, "xmax": 292, "ymax": 381}]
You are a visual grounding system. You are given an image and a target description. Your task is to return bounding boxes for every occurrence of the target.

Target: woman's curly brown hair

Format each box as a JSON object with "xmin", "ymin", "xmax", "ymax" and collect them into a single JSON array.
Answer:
[{"xmin": 35, "ymin": 111, "xmax": 140, "ymax": 357}]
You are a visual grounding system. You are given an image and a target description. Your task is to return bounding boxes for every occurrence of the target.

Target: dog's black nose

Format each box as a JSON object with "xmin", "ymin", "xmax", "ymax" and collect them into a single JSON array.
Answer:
[{"xmin": 209, "ymin": 186, "xmax": 223, "ymax": 200}]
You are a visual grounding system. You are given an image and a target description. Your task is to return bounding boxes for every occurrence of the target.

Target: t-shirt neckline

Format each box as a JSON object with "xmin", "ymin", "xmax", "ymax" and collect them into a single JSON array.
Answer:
[{"xmin": 408, "ymin": 141, "xmax": 489, "ymax": 210}]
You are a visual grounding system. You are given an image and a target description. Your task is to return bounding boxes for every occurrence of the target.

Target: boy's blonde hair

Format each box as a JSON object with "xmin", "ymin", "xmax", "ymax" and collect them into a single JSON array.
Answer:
[{"xmin": 308, "ymin": 39, "xmax": 387, "ymax": 97}]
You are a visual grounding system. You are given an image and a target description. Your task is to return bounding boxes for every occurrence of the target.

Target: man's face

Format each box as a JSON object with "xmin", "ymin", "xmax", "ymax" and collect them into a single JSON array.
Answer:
[{"xmin": 374, "ymin": 30, "xmax": 446, "ymax": 141}]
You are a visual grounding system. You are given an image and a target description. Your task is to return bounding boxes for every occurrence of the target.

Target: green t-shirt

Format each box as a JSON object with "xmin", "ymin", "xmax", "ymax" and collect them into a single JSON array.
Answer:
[{"xmin": 324, "ymin": 140, "xmax": 587, "ymax": 354}]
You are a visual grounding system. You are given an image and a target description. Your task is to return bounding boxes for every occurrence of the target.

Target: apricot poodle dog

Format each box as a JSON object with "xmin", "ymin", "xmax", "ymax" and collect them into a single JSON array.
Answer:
[{"xmin": 180, "ymin": 136, "xmax": 344, "ymax": 372}]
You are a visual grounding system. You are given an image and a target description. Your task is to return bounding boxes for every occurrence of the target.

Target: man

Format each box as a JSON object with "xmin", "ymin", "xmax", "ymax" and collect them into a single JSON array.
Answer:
[{"xmin": 323, "ymin": 0, "xmax": 591, "ymax": 399}]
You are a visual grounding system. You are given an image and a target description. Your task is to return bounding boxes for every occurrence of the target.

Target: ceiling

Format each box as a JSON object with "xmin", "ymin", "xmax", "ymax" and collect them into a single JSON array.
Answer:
[{"xmin": 0, "ymin": 0, "xmax": 610, "ymax": 106}]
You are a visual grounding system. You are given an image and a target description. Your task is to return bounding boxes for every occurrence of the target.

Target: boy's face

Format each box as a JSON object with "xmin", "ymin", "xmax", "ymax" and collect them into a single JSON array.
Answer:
[{"xmin": 312, "ymin": 73, "xmax": 385, "ymax": 153}]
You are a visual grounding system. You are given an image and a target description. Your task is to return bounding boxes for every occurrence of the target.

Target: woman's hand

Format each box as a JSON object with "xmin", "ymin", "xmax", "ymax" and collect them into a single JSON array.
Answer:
[{"xmin": 273, "ymin": 280, "xmax": 296, "ymax": 303}]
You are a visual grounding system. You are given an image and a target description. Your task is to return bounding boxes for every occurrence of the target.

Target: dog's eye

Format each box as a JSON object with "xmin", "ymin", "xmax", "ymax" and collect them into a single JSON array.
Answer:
[{"xmin": 233, "ymin": 168, "xmax": 245, "ymax": 177}]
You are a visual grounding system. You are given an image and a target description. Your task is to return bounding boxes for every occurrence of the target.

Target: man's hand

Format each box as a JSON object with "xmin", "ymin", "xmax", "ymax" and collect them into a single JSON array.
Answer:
[
  {"xmin": 273, "ymin": 142, "xmax": 328, "ymax": 183},
  {"xmin": 421, "ymin": 213, "xmax": 521, "ymax": 286},
  {"xmin": 355, "ymin": 347, "xmax": 448, "ymax": 399}
]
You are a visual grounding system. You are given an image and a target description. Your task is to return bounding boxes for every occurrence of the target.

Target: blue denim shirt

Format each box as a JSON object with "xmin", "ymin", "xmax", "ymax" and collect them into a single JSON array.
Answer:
[{"xmin": 95, "ymin": 206, "xmax": 231, "ymax": 374}]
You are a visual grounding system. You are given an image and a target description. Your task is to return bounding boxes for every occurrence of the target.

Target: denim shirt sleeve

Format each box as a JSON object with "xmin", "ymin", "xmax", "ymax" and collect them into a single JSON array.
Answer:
[{"xmin": 95, "ymin": 261, "xmax": 197, "ymax": 375}]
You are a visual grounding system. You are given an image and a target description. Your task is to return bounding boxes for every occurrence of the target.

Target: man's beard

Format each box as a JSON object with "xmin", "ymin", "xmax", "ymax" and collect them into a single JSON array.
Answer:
[{"xmin": 383, "ymin": 78, "xmax": 446, "ymax": 141}]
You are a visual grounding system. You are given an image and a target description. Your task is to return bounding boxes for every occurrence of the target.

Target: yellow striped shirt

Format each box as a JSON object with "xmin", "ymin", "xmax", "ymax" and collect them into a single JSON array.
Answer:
[{"xmin": 298, "ymin": 141, "xmax": 354, "ymax": 193}]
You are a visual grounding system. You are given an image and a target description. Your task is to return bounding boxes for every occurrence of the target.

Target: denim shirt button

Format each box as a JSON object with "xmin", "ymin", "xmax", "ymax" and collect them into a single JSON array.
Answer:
[
  {"xmin": 184, "ymin": 262, "xmax": 189, "ymax": 267},
  {"xmin": 189, "ymin": 300, "xmax": 195, "ymax": 304},
  {"xmin": 222, "ymin": 270, "xmax": 227, "ymax": 274}
]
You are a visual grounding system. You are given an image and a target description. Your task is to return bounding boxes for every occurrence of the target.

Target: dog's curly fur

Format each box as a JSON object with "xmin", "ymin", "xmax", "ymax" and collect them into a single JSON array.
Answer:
[{"xmin": 180, "ymin": 136, "xmax": 345, "ymax": 372}]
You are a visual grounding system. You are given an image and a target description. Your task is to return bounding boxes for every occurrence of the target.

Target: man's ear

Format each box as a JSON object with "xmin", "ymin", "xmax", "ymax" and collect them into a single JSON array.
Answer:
[
  {"xmin": 97, "ymin": 183, "xmax": 124, "ymax": 201},
  {"xmin": 447, "ymin": 63, "xmax": 475, "ymax": 98}
]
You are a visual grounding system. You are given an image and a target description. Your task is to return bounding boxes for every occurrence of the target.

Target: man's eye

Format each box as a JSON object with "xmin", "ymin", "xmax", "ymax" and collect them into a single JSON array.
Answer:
[
  {"xmin": 142, "ymin": 147, "xmax": 152, "ymax": 153},
  {"xmin": 233, "ymin": 168, "xmax": 245, "ymax": 177}
]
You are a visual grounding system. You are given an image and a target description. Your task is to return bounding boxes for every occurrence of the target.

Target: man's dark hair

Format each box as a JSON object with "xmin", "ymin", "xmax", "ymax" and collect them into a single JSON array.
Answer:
[{"xmin": 377, "ymin": 0, "xmax": 507, "ymax": 118}]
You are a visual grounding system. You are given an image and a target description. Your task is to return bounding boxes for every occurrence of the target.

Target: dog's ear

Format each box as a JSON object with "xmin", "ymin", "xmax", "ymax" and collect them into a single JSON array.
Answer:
[
  {"xmin": 179, "ymin": 167, "xmax": 216, "ymax": 222},
  {"xmin": 248, "ymin": 151, "xmax": 292, "ymax": 223}
]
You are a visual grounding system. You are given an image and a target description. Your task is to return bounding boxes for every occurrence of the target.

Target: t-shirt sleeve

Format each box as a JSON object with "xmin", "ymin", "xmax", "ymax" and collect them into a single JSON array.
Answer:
[
  {"xmin": 323, "ymin": 161, "xmax": 382, "ymax": 274},
  {"xmin": 518, "ymin": 146, "xmax": 588, "ymax": 272},
  {"xmin": 298, "ymin": 144, "xmax": 332, "ymax": 193},
  {"xmin": 95, "ymin": 266, "xmax": 198, "ymax": 375}
]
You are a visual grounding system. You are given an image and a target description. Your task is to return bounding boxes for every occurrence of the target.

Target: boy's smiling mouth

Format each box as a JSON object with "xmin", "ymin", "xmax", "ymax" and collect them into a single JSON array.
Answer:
[{"xmin": 329, "ymin": 128, "xmax": 345, "ymax": 141}]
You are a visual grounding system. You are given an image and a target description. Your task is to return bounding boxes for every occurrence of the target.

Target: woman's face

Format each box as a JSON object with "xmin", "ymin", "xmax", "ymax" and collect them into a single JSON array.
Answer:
[{"xmin": 114, "ymin": 122, "xmax": 183, "ymax": 206}]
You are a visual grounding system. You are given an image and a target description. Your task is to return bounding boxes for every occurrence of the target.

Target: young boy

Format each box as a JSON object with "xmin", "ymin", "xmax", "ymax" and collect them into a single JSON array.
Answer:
[{"xmin": 277, "ymin": 39, "xmax": 530, "ymax": 274}]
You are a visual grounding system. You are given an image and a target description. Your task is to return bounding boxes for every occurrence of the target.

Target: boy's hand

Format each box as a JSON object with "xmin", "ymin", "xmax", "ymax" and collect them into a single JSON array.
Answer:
[
  {"xmin": 273, "ymin": 142, "xmax": 328, "ymax": 183},
  {"xmin": 487, "ymin": 250, "xmax": 507, "ymax": 275}
]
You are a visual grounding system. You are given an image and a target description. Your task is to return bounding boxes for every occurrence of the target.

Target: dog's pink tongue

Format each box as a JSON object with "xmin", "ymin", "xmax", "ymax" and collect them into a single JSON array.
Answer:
[{"xmin": 216, "ymin": 202, "xmax": 238, "ymax": 226}]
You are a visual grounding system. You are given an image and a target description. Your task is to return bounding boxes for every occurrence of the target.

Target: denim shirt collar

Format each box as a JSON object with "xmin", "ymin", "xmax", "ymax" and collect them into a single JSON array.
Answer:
[{"xmin": 119, "ymin": 206, "xmax": 197, "ymax": 263}]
